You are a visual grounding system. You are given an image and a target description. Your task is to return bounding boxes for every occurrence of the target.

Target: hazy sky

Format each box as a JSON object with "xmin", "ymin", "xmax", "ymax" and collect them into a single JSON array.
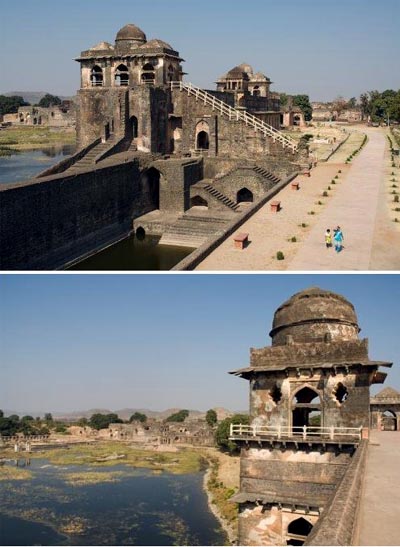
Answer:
[
  {"xmin": 1, "ymin": 274, "xmax": 399, "ymax": 415},
  {"xmin": 1, "ymin": 0, "xmax": 399, "ymax": 101}
]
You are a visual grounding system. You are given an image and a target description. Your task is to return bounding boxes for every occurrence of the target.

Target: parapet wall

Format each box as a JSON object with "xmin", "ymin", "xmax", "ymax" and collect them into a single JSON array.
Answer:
[{"xmin": 306, "ymin": 440, "xmax": 368, "ymax": 546}]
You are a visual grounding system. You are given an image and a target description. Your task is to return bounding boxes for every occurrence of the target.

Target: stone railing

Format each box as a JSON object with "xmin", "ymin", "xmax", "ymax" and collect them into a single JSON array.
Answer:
[{"xmin": 230, "ymin": 424, "xmax": 363, "ymax": 441}]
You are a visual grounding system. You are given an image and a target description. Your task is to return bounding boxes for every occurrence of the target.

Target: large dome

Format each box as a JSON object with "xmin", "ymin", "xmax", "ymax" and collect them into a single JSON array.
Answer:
[
  {"xmin": 270, "ymin": 287, "xmax": 360, "ymax": 346},
  {"xmin": 115, "ymin": 24, "xmax": 146, "ymax": 44}
]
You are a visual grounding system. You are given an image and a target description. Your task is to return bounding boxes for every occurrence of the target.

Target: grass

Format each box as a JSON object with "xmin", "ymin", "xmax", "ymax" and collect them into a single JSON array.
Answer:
[
  {"xmin": 0, "ymin": 126, "xmax": 76, "ymax": 151},
  {"xmin": 62, "ymin": 470, "xmax": 128, "ymax": 486},
  {"xmin": 5, "ymin": 442, "xmax": 205, "ymax": 474},
  {"xmin": 0, "ymin": 466, "xmax": 32, "ymax": 481},
  {"xmin": 206, "ymin": 457, "xmax": 238, "ymax": 529}
]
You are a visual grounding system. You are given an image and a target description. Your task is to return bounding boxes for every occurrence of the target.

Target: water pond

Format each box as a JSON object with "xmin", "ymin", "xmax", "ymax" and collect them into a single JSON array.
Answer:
[
  {"xmin": 0, "ymin": 458, "xmax": 227, "ymax": 546},
  {"xmin": 0, "ymin": 145, "xmax": 75, "ymax": 184}
]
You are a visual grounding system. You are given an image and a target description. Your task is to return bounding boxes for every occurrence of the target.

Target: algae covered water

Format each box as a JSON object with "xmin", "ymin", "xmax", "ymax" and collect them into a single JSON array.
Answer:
[{"xmin": 0, "ymin": 458, "xmax": 227, "ymax": 546}]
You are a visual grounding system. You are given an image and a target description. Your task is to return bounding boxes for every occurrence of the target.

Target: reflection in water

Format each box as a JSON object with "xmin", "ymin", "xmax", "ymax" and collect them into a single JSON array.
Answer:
[
  {"xmin": 0, "ymin": 145, "xmax": 75, "ymax": 184},
  {"xmin": 70, "ymin": 234, "xmax": 193, "ymax": 271},
  {"xmin": 0, "ymin": 459, "xmax": 226, "ymax": 546}
]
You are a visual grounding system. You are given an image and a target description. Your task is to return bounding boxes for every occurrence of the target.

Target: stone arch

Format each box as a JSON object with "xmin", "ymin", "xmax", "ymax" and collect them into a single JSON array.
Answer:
[
  {"xmin": 140, "ymin": 167, "xmax": 160, "ymax": 209},
  {"xmin": 252, "ymin": 85, "xmax": 260, "ymax": 97},
  {"xmin": 287, "ymin": 517, "xmax": 313, "ymax": 545},
  {"xmin": 141, "ymin": 62, "xmax": 155, "ymax": 84},
  {"xmin": 129, "ymin": 115, "xmax": 138, "ymax": 139},
  {"xmin": 115, "ymin": 63, "xmax": 129, "ymax": 86},
  {"xmin": 292, "ymin": 385, "xmax": 322, "ymax": 431},
  {"xmin": 381, "ymin": 410, "xmax": 397, "ymax": 431},
  {"xmin": 195, "ymin": 120, "xmax": 210, "ymax": 150},
  {"xmin": 293, "ymin": 115, "xmax": 301, "ymax": 126},
  {"xmin": 167, "ymin": 64, "xmax": 175, "ymax": 82},
  {"xmin": 190, "ymin": 195, "xmax": 208, "ymax": 208},
  {"xmin": 91, "ymin": 65, "xmax": 103, "ymax": 87},
  {"xmin": 237, "ymin": 187, "xmax": 253, "ymax": 203}
]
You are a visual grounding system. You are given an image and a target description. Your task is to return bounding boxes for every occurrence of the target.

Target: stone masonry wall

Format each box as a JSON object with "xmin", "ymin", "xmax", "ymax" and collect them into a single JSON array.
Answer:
[{"xmin": 0, "ymin": 159, "xmax": 149, "ymax": 270}]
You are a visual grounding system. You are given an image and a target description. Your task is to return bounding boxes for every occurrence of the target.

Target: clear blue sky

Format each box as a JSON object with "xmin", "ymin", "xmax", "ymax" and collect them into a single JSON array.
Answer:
[
  {"xmin": 1, "ymin": 0, "xmax": 399, "ymax": 101},
  {"xmin": 1, "ymin": 274, "xmax": 399, "ymax": 415}
]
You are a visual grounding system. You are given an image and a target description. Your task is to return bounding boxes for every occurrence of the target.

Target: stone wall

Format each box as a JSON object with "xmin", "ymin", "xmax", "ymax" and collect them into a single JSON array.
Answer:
[{"xmin": 0, "ymin": 158, "xmax": 151, "ymax": 270}]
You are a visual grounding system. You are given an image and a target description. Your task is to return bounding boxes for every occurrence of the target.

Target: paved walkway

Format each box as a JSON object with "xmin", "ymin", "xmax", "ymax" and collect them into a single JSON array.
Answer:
[
  {"xmin": 195, "ymin": 128, "xmax": 400, "ymax": 271},
  {"xmin": 289, "ymin": 130, "xmax": 399, "ymax": 270},
  {"xmin": 358, "ymin": 431, "xmax": 400, "ymax": 545}
]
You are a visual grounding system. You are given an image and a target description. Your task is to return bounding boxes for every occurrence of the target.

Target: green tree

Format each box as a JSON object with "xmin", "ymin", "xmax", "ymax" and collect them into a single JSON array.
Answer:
[
  {"xmin": 293, "ymin": 94, "xmax": 312, "ymax": 121},
  {"xmin": 0, "ymin": 95, "xmax": 29, "ymax": 116},
  {"xmin": 77, "ymin": 417, "xmax": 88, "ymax": 427},
  {"xmin": 347, "ymin": 97, "xmax": 357, "ymax": 109},
  {"xmin": 279, "ymin": 93, "xmax": 288, "ymax": 107},
  {"xmin": 215, "ymin": 413, "xmax": 250, "ymax": 454},
  {"xmin": 44, "ymin": 413, "xmax": 53, "ymax": 422},
  {"xmin": 165, "ymin": 409, "xmax": 189, "ymax": 422},
  {"xmin": 205, "ymin": 409, "xmax": 218, "ymax": 426},
  {"xmin": 89, "ymin": 413, "xmax": 122, "ymax": 430},
  {"xmin": 129, "ymin": 412, "xmax": 147, "ymax": 423},
  {"xmin": 38, "ymin": 94, "xmax": 61, "ymax": 108}
]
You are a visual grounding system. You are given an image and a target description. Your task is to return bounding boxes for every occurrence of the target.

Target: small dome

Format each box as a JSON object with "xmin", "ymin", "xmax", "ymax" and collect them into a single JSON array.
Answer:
[
  {"xmin": 270, "ymin": 287, "xmax": 360, "ymax": 346},
  {"xmin": 226, "ymin": 63, "xmax": 253, "ymax": 78},
  {"xmin": 250, "ymin": 72, "xmax": 270, "ymax": 82},
  {"xmin": 90, "ymin": 41, "xmax": 114, "ymax": 51},
  {"xmin": 115, "ymin": 24, "xmax": 146, "ymax": 44},
  {"xmin": 140, "ymin": 38, "xmax": 173, "ymax": 50}
]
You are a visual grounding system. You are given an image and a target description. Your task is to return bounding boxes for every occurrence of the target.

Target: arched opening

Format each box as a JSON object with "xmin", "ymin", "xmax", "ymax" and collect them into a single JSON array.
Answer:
[
  {"xmin": 287, "ymin": 517, "xmax": 313, "ymax": 545},
  {"xmin": 292, "ymin": 387, "xmax": 321, "ymax": 432},
  {"xmin": 115, "ymin": 64, "xmax": 129, "ymax": 86},
  {"xmin": 252, "ymin": 85, "xmax": 260, "ymax": 97},
  {"xmin": 135, "ymin": 227, "xmax": 146, "ymax": 241},
  {"xmin": 237, "ymin": 187, "xmax": 254, "ymax": 203},
  {"xmin": 141, "ymin": 63, "xmax": 155, "ymax": 85},
  {"xmin": 333, "ymin": 382, "xmax": 348, "ymax": 404},
  {"xmin": 33, "ymin": 118, "xmax": 37, "ymax": 125},
  {"xmin": 167, "ymin": 64, "xmax": 175, "ymax": 82},
  {"xmin": 381, "ymin": 410, "xmax": 397, "ymax": 431},
  {"xmin": 91, "ymin": 65, "xmax": 103, "ymax": 87},
  {"xmin": 129, "ymin": 116, "xmax": 138, "ymax": 139},
  {"xmin": 196, "ymin": 131, "xmax": 209, "ymax": 150},
  {"xmin": 190, "ymin": 195, "xmax": 208, "ymax": 208},
  {"xmin": 293, "ymin": 115, "xmax": 301, "ymax": 126},
  {"xmin": 141, "ymin": 167, "xmax": 160, "ymax": 209}
]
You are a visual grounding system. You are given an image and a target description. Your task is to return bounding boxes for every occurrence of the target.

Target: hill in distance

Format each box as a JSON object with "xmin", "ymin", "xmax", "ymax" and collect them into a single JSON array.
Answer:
[{"xmin": 3, "ymin": 92, "xmax": 75, "ymax": 104}]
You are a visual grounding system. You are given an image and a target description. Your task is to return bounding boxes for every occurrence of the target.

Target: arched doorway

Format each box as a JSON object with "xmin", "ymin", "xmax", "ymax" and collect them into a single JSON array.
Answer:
[
  {"xmin": 381, "ymin": 410, "xmax": 397, "ymax": 431},
  {"xmin": 115, "ymin": 64, "xmax": 129, "ymax": 86},
  {"xmin": 292, "ymin": 387, "xmax": 321, "ymax": 432},
  {"xmin": 287, "ymin": 517, "xmax": 313, "ymax": 545},
  {"xmin": 91, "ymin": 65, "xmax": 103, "ymax": 87},
  {"xmin": 293, "ymin": 115, "xmax": 301, "ymax": 126},
  {"xmin": 190, "ymin": 195, "xmax": 208, "ymax": 208},
  {"xmin": 237, "ymin": 187, "xmax": 253, "ymax": 203},
  {"xmin": 129, "ymin": 116, "xmax": 138, "ymax": 139},
  {"xmin": 196, "ymin": 131, "xmax": 209, "ymax": 150},
  {"xmin": 141, "ymin": 63, "xmax": 155, "ymax": 85},
  {"xmin": 252, "ymin": 85, "xmax": 260, "ymax": 97},
  {"xmin": 141, "ymin": 167, "xmax": 160, "ymax": 209}
]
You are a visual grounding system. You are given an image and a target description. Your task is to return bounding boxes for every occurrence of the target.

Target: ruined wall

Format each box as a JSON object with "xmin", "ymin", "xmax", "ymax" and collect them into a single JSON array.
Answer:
[
  {"xmin": 249, "ymin": 365, "xmax": 372, "ymax": 429},
  {"xmin": 171, "ymin": 89, "xmax": 301, "ymax": 165},
  {"xmin": 0, "ymin": 159, "xmax": 151, "ymax": 270}
]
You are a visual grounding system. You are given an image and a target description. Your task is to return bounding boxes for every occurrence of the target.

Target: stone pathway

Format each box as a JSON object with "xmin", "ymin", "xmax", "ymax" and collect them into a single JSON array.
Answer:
[
  {"xmin": 195, "ymin": 128, "xmax": 400, "ymax": 271},
  {"xmin": 358, "ymin": 431, "xmax": 400, "ymax": 545}
]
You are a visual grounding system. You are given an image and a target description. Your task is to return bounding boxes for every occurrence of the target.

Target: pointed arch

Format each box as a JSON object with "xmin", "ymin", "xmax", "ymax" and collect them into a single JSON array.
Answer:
[
  {"xmin": 237, "ymin": 187, "xmax": 254, "ymax": 203},
  {"xmin": 190, "ymin": 195, "xmax": 208, "ymax": 208},
  {"xmin": 91, "ymin": 65, "xmax": 103, "ymax": 87},
  {"xmin": 115, "ymin": 63, "xmax": 129, "ymax": 86}
]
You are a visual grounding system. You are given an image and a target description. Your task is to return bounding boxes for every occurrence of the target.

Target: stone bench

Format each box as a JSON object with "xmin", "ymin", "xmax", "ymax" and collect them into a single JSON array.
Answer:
[
  {"xmin": 291, "ymin": 181, "xmax": 300, "ymax": 191},
  {"xmin": 270, "ymin": 200, "xmax": 281, "ymax": 213},
  {"xmin": 234, "ymin": 232, "xmax": 249, "ymax": 249}
]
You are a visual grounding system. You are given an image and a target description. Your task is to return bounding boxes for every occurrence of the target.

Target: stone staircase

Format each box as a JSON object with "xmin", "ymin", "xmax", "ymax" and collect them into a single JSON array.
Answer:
[
  {"xmin": 170, "ymin": 81, "xmax": 298, "ymax": 153},
  {"xmin": 252, "ymin": 165, "xmax": 281, "ymax": 183},
  {"xmin": 194, "ymin": 180, "xmax": 240, "ymax": 212},
  {"xmin": 159, "ymin": 214, "xmax": 230, "ymax": 247},
  {"xmin": 67, "ymin": 136, "xmax": 117, "ymax": 172}
]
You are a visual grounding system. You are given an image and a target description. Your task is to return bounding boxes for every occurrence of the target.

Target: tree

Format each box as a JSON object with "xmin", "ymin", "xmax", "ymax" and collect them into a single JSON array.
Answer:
[
  {"xmin": 347, "ymin": 97, "xmax": 357, "ymax": 109},
  {"xmin": 77, "ymin": 417, "xmax": 88, "ymax": 427},
  {"xmin": 38, "ymin": 94, "xmax": 61, "ymax": 108},
  {"xmin": 165, "ymin": 409, "xmax": 189, "ymax": 422},
  {"xmin": 44, "ymin": 413, "xmax": 53, "ymax": 422},
  {"xmin": 89, "ymin": 413, "xmax": 123, "ymax": 430},
  {"xmin": 279, "ymin": 93, "xmax": 288, "ymax": 107},
  {"xmin": 293, "ymin": 95, "xmax": 312, "ymax": 121},
  {"xmin": 215, "ymin": 413, "xmax": 250, "ymax": 454},
  {"xmin": 0, "ymin": 95, "xmax": 29, "ymax": 116},
  {"xmin": 205, "ymin": 409, "xmax": 218, "ymax": 427},
  {"xmin": 331, "ymin": 96, "xmax": 348, "ymax": 120},
  {"xmin": 129, "ymin": 412, "xmax": 147, "ymax": 423},
  {"xmin": 0, "ymin": 410, "xmax": 3, "ymax": 418},
  {"xmin": 359, "ymin": 93, "xmax": 370, "ymax": 120}
]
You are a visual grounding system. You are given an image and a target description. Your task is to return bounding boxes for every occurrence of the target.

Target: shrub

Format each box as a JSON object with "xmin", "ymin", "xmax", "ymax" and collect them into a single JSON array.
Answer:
[
  {"xmin": 394, "ymin": 195, "xmax": 399, "ymax": 203},
  {"xmin": 392, "ymin": 184, "xmax": 398, "ymax": 188},
  {"xmin": 328, "ymin": 186, "xmax": 331, "ymax": 190},
  {"xmin": 323, "ymin": 191, "xmax": 328, "ymax": 197},
  {"xmin": 301, "ymin": 222, "xmax": 308, "ymax": 228},
  {"xmin": 394, "ymin": 207, "xmax": 400, "ymax": 212},
  {"xmin": 335, "ymin": 175, "xmax": 339, "ymax": 179},
  {"xmin": 317, "ymin": 200, "xmax": 323, "ymax": 205},
  {"xmin": 291, "ymin": 236, "xmax": 297, "ymax": 243},
  {"xmin": 395, "ymin": 218, "xmax": 399, "ymax": 223},
  {"xmin": 338, "ymin": 170, "xmax": 342, "ymax": 173},
  {"xmin": 308, "ymin": 210, "xmax": 315, "ymax": 215},
  {"xmin": 276, "ymin": 251, "xmax": 285, "ymax": 260}
]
